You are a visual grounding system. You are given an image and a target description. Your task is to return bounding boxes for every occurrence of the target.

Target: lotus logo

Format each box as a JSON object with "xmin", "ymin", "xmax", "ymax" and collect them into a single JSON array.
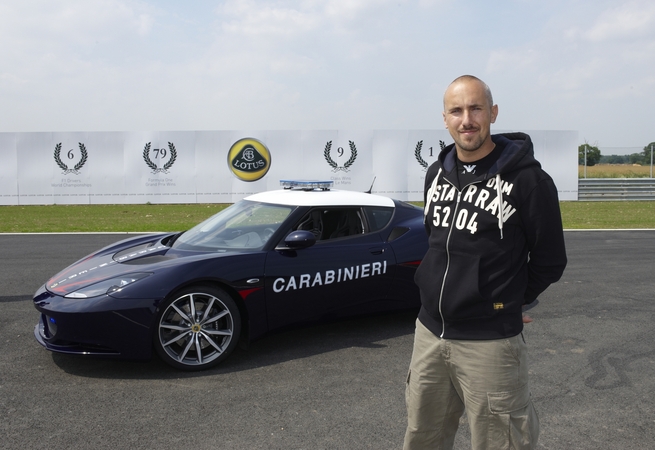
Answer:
[
  {"xmin": 242, "ymin": 147, "xmax": 256, "ymax": 161},
  {"xmin": 228, "ymin": 138, "xmax": 271, "ymax": 182}
]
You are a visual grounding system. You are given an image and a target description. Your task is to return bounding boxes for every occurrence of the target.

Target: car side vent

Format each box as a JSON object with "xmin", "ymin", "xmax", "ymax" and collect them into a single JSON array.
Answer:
[{"xmin": 387, "ymin": 226, "xmax": 409, "ymax": 242}]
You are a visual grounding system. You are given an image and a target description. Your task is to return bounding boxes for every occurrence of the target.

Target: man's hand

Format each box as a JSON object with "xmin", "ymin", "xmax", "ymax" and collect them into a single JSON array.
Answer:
[{"xmin": 522, "ymin": 299, "xmax": 538, "ymax": 323}]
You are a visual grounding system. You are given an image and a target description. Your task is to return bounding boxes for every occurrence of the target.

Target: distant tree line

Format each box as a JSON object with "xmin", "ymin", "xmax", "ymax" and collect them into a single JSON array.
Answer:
[
  {"xmin": 599, "ymin": 154, "xmax": 646, "ymax": 164},
  {"xmin": 579, "ymin": 142, "xmax": 655, "ymax": 166}
]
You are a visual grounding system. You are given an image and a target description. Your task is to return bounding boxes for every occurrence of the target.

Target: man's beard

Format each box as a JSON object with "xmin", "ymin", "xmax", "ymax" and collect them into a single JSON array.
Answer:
[{"xmin": 454, "ymin": 128, "xmax": 488, "ymax": 153}]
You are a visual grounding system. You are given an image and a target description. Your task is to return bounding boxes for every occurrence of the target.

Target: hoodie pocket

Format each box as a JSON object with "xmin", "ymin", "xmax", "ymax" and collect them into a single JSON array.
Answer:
[
  {"xmin": 414, "ymin": 248, "xmax": 447, "ymax": 311},
  {"xmin": 415, "ymin": 248, "xmax": 489, "ymax": 321}
]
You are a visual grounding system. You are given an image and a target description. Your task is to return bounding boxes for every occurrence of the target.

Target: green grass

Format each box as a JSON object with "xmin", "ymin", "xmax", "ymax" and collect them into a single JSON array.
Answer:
[
  {"xmin": 0, "ymin": 204, "xmax": 228, "ymax": 233},
  {"xmin": 559, "ymin": 201, "xmax": 655, "ymax": 229},
  {"xmin": 0, "ymin": 201, "xmax": 653, "ymax": 233}
]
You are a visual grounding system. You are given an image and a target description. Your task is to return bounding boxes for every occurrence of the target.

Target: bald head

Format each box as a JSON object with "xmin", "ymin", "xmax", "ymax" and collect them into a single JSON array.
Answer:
[{"xmin": 443, "ymin": 75, "xmax": 493, "ymax": 111}]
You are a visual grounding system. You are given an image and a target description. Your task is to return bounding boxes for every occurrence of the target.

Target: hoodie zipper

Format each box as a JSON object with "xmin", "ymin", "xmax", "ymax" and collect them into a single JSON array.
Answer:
[
  {"xmin": 437, "ymin": 183, "xmax": 461, "ymax": 338},
  {"xmin": 427, "ymin": 171, "xmax": 503, "ymax": 338},
  {"xmin": 435, "ymin": 179, "xmax": 488, "ymax": 338},
  {"xmin": 427, "ymin": 152, "xmax": 511, "ymax": 337}
]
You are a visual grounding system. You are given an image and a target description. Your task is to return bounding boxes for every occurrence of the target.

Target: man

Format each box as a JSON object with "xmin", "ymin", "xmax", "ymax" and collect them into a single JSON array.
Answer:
[{"xmin": 404, "ymin": 75, "xmax": 567, "ymax": 450}]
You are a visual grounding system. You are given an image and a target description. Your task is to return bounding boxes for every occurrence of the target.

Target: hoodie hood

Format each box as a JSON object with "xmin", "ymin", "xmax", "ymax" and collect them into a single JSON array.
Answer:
[{"xmin": 439, "ymin": 132, "xmax": 540, "ymax": 179}]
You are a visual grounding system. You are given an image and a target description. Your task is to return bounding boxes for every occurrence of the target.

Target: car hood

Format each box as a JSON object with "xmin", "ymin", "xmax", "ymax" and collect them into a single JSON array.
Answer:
[{"xmin": 45, "ymin": 233, "xmax": 240, "ymax": 296}]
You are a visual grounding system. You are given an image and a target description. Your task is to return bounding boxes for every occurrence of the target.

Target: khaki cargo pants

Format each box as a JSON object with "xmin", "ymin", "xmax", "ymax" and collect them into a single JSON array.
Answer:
[{"xmin": 403, "ymin": 319, "xmax": 539, "ymax": 450}]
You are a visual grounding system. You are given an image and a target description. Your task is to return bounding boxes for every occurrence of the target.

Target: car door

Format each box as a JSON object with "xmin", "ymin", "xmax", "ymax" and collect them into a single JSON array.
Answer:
[{"xmin": 263, "ymin": 207, "xmax": 396, "ymax": 330}]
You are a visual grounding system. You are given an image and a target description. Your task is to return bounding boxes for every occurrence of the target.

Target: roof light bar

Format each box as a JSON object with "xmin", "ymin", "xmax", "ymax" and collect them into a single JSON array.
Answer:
[{"xmin": 280, "ymin": 180, "xmax": 333, "ymax": 191}]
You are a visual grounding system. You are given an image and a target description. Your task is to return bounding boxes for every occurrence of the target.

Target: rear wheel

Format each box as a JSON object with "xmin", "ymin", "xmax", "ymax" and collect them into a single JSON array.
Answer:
[{"xmin": 154, "ymin": 285, "xmax": 241, "ymax": 371}]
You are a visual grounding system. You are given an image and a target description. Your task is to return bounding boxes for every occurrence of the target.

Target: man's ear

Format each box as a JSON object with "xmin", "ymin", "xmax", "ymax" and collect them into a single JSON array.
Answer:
[{"xmin": 490, "ymin": 104, "xmax": 498, "ymax": 124}]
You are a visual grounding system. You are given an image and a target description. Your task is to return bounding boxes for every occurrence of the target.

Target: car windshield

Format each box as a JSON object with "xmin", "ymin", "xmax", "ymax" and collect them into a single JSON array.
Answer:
[{"xmin": 172, "ymin": 200, "xmax": 294, "ymax": 251}]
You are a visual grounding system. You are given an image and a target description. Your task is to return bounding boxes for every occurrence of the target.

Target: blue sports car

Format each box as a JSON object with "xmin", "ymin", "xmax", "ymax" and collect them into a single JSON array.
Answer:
[{"xmin": 33, "ymin": 181, "xmax": 427, "ymax": 370}]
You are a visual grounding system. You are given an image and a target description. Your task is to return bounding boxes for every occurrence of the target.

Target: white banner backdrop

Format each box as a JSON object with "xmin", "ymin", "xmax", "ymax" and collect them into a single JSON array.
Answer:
[
  {"xmin": 0, "ymin": 133, "xmax": 18, "ymax": 204},
  {"xmin": 0, "ymin": 130, "xmax": 578, "ymax": 205}
]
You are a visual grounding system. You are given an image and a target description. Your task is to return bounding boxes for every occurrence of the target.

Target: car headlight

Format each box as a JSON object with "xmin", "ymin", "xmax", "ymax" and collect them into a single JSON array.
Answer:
[{"xmin": 65, "ymin": 273, "xmax": 152, "ymax": 299}]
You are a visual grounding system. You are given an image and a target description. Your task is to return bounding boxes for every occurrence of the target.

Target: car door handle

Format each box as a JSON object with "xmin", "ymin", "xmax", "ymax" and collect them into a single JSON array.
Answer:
[{"xmin": 369, "ymin": 248, "xmax": 385, "ymax": 255}]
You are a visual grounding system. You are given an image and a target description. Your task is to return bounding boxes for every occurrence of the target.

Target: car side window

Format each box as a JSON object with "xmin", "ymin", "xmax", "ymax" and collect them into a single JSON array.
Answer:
[
  {"xmin": 295, "ymin": 208, "xmax": 365, "ymax": 241},
  {"xmin": 363, "ymin": 206, "xmax": 393, "ymax": 232}
]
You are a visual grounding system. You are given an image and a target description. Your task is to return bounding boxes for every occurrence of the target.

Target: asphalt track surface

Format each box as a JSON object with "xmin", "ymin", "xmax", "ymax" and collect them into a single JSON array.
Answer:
[{"xmin": 1, "ymin": 231, "xmax": 654, "ymax": 450}]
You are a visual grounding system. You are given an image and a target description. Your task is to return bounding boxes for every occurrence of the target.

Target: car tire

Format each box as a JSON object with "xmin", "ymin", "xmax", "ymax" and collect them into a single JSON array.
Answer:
[{"xmin": 154, "ymin": 285, "xmax": 241, "ymax": 371}]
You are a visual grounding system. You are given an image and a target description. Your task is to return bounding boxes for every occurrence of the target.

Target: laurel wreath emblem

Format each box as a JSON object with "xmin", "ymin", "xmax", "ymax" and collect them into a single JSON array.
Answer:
[
  {"xmin": 415, "ymin": 140, "xmax": 428, "ymax": 170},
  {"xmin": 143, "ymin": 142, "xmax": 178, "ymax": 174},
  {"xmin": 415, "ymin": 140, "xmax": 448, "ymax": 171},
  {"xmin": 324, "ymin": 140, "xmax": 357, "ymax": 172},
  {"xmin": 54, "ymin": 142, "xmax": 88, "ymax": 175}
]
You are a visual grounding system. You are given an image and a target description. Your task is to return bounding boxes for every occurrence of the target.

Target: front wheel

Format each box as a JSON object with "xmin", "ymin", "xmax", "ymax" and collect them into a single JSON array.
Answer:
[{"xmin": 154, "ymin": 285, "xmax": 241, "ymax": 371}]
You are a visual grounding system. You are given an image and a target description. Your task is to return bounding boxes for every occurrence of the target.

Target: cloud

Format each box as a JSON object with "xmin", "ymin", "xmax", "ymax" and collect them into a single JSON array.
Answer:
[
  {"xmin": 0, "ymin": 0, "xmax": 155, "ymax": 49},
  {"xmin": 598, "ymin": 75, "xmax": 655, "ymax": 100},
  {"xmin": 0, "ymin": 0, "xmax": 158, "ymax": 102},
  {"xmin": 1, "ymin": 0, "xmax": 654, "ymax": 147},
  {"xmin": 487, "ymin": 47, "xmax": 538, "ymax": 73},
  {"xmin": 324, "ymin": 0, "xmax": 397, "ymax": 21},
  {"xmin": 216, "ymin": 0, "xmax": 404, "ymax": 39},
  {"xmin": 479, "ymin": 0, "xmax": 655, "ymax": 144},
  {"xmin": 583, "ymin": 1, "xmax": 655, "ymax": 42},
  {"xmin": 488, "ymin": 0, "xmax": 655, "ymax": 89},
  {"xmin": 217, "ymin": 0, "xmax": 319, "ymax": 38}
]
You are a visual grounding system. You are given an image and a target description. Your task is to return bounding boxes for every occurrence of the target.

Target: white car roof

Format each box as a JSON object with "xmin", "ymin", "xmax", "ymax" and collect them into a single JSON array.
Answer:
[{"xmin": 244, "ymin": 189, "xmax": 395, "ymax": 208}]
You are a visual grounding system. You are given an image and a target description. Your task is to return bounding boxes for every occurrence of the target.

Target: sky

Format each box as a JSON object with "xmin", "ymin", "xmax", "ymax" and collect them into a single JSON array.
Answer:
[{"xmin": 1, "ymin": 0, "xmax": 654, "ymax": 149}]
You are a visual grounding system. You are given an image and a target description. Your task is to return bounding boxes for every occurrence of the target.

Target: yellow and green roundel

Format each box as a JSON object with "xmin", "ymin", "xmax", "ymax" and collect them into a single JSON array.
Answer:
[{"xmin": 227, "ymin": 138, "xmax": 271, "ymax": 182}]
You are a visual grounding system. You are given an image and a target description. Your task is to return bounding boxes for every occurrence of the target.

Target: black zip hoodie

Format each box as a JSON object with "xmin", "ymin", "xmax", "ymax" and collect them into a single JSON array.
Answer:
[{"xmin": 415, "ymin": 132, "xmax": 567, "ymax": 340}]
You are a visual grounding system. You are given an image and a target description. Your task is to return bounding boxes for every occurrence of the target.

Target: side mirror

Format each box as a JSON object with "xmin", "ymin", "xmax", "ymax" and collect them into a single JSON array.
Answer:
[{"xmin": 279, "ymin": 230, "xmax": 316, "ymax": 250}]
